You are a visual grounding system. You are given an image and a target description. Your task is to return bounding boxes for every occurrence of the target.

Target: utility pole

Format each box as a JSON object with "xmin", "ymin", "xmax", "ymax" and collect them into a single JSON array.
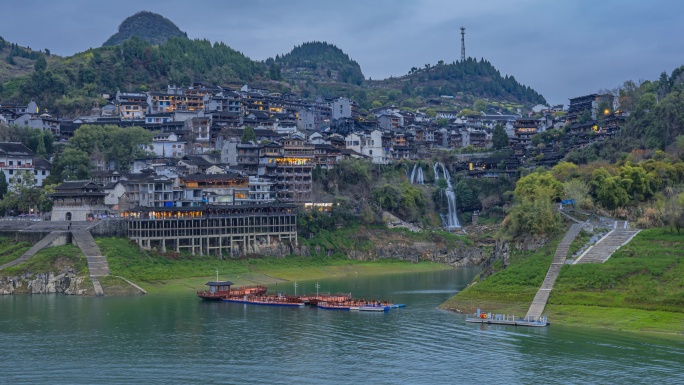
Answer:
[{"xmin": 460, "ymin": 26, "xmax": 466, "ymax": 62}]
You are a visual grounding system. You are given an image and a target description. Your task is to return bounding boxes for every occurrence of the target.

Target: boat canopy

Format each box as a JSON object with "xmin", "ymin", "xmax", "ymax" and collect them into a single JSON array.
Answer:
[{"xmin": 205, "ymin": 281, "xmax": 234, "ymax": 286}]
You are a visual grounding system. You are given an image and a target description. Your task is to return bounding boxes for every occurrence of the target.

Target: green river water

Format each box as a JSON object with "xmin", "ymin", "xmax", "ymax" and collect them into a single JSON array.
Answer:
[{"xmin": 1, "ymin": 267, "xmax": 682, "ymax": 384}]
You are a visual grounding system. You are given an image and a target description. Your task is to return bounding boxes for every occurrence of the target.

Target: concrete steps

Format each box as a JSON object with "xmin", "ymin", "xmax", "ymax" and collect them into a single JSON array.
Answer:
[
  {"xmin": 0, "ymin": 232, "xmax": 63, "ymax": 270},
  {"xmin": 575, "ymin": 221, "xmax": 640, "ymax": 264},
  {"xmin": 525, "ymin": 223, "xmax": 583, "ymax": 320},
  {"xmin": 72, "ymin": 230, "xmax": 109, "ymax": 296}
]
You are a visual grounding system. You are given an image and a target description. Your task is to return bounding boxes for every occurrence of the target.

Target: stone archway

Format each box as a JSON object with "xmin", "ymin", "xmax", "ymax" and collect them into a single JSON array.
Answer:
[{"xmin": 66, "ymin": 212, "xmax": 72, "ymax": 221}]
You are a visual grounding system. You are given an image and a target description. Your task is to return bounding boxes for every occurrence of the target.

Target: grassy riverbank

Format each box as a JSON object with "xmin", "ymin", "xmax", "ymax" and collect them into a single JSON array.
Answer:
[
  {"xmin": 441, "ymin": 228, "xmax": 684, "ymax": 335},
  {"xmin": 97, "ymin": 238, "xmax": 451, "ymax": 294}
]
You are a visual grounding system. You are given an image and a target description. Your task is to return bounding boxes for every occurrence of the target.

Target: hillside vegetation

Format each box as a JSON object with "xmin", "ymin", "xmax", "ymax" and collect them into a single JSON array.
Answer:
[
  {"xmin": 368, "ymin": 58, "xmax": 546, "ymax": 108},
  {"xmin": 272, "ymin": 41, "xmax": 365, "ymax": 85},
  {"xmin": 1, "ymin": 37, "xmax": 264, "ymax": 115},
  {"xmin": 103, "ymin": 11, "xmax": 188, "ymax": 46},
  {"xmin": 1, "ymin": 11, "xmax": 548, "ymax": 115}
]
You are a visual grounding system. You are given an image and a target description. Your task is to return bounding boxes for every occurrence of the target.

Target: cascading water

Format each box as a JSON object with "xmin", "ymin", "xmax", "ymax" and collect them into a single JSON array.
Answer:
[
  {"xmin": 409, "ymin": 164, "xmax": 425, "ymax": 185},
  {"xmin": 434, "ymin": 162, "xmax": 461, "ymax": 229}
]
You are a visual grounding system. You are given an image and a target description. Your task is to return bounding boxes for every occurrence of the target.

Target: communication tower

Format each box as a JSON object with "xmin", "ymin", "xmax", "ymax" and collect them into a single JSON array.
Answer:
[{"xmin": 460, "ymin": 26, "xmax": 466, "ymax": 62}]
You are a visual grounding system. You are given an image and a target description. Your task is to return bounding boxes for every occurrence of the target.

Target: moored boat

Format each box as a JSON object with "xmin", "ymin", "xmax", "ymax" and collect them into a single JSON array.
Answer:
[
  {"xmin": 197, "ymin": 281, "xmax": 267, "ymax": 300},
  {"xmin": 301, "ymin": 292, "xmax": 352, "ymax": 306},
  {"xmin": 197, "ymin": 281, "xmax": 235, "ymax": 300},
  {"xmin": 223, "ymin": 293, "xmax": 305, "ymax": 307}
]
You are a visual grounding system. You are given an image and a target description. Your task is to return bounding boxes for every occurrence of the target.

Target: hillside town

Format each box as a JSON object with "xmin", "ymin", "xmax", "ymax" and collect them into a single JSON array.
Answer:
[{"xmin": 0, "ymin": 82, "xmax": 622, "ymax": 222}]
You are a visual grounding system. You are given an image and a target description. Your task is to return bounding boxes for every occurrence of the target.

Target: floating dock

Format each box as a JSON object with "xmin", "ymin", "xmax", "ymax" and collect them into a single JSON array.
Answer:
[{"xmin": 466, "ymin": 310, "xmax": 549, "ymax": 327}]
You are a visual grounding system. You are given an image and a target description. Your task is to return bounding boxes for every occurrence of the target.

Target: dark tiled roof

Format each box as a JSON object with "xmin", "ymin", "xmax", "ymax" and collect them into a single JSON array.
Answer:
[
  {"xmin": 182, "ymin": 173, "xmax": 245, "ymax": 182},
  {"xmin": 33, "ymin": 158, "xmax": 51, "ymax": 170},
  {"xmin": 0, "ymin": 142, "xmax": 34, "ymax": 157}
]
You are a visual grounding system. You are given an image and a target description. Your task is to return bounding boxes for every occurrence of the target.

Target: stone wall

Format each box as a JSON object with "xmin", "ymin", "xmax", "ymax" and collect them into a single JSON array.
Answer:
[
  {"xmin": 346, "ymin": 242, "xmax": 487, "ymax": 267},
  {"xmin": 204, "ymin": 237, "xmax": 486, "ymax": 267},
  {"xmin": 89, "ymin": 219, "xmax": 127, "ymax": 237}
]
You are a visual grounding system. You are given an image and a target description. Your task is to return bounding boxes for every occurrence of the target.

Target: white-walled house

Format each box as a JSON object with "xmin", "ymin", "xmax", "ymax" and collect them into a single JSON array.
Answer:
[
  {"xmin": 151, "ymin": 133, "xmax": 186, "ymax": 158},
  {"xmin": 0, "ymin": 142, "xmax": 50, "ymax": 187},
  {"xmin": 344, "ymin": 130, "xmax": 387, "ymax": 164}
]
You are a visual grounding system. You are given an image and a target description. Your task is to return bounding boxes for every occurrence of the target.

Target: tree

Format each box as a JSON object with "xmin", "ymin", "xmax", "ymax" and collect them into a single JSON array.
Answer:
[
  {"xmin": 241, "ymin": 126, "xmax": 256, "ymax": 143},
  {"xmin": 34, "ymin": 54, "xmax": 47, "ymax": 72},
  {"xmin": 473, "ymin": 99, "xmax": 487, "ymax": 112},
  {"xmin": 70, "ymin": 124, "xmax": 108, "ymax": 154},
  {"xmin": 663, "ymin": 192, "xmax": 684, "ymax": 234},
  {"xmin": 105, "ymin": 126, "xmax": 153, "ymax": 170},
  {"xmin": 425, "ymin": 109, "xmax": 437, "ymax": 118},
  {"xmin": 51, "ymin": 148, "xmax": 92, "ymax": 181},
  {"xmin": 514, "ymin": 171, "xmax": 563, "ymax": 202},
  {"xmin": 492, "ymin": 124, "xmax": 509, "ymax": 149},
  {"xmin": 0, "ymin": 170, "xmax": 7, "ymax": 199},
  {"xmin": 563, "ymin": 179, "xmax": 591, "ymax": 208},
  {"xmin": 35, "ymin": 133, "xmax": 48, "ymax": 158},
  {"xmin": 435, "ymin": 118, "xmax": 449, "ymax": 128},
  {"xmin": 590, "ymin": 169, "xmax": 630, "ymax": 211},
  {"xmin": 552, "ymin": 161, "xmax": 580, "ymax": 182}
]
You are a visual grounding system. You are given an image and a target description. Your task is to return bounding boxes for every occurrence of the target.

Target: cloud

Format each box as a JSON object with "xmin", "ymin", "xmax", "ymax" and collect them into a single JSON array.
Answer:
[{"xmin": 1, "ymin": 0, "xmax": 683, "ymax": 105}]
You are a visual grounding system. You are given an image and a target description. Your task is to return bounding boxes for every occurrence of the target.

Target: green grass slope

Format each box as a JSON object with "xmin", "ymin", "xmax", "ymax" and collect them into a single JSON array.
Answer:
[{"xmin": 441, "ymin": 228, "xmax": 684, "ymax": 334}]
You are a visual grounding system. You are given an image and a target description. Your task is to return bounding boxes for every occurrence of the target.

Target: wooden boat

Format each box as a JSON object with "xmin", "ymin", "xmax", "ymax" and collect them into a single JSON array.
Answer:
[
  {"xmin": 317, "ymin": 299, "xmax": 366, "ymax": 310},
  {"xmin": 197, "ymin": 281, "xmax": 268, "ymax": 300},
  {"xmin": 225, "ymin": 284, "xmax": 268, "ymax": 297},
  {"xmin": 465, "ymin": 310, "xmax": 549, "ymax": 327},
  {"xmin": 223, "ymin": 293, "xmax": 305, "ymax": 307},
  {"xmin": 319, "ymin": 300, "xmax": 403, "ymax": 312},
  {"xmin": 197, "ymin": 281, "xmax": 235, "ymax": 300},
  {"xmin": 301, "ymin": 292, "xmax": 352, "ymax": 306}
]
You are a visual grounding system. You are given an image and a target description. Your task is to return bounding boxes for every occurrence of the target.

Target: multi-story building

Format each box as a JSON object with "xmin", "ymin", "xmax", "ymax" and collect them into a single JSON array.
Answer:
[
  {"xmin": 332, "ymin": 97, "xmax": 353, "ymax": 120},
  {"xmin": 567, "ymin": 94, "xmax": 614, "ymax": 122},
  {"xmin": 151, "ymin": 132, "xmax": 186, "ymax": 158},
  {"xmin": 274, "ymin": 136, "xmax": 314, "ymax": 204},
  {"xmin": 0, "ymin": 142, "xmax": 50, "ymax": 187},
  {"xmin": 236, "ymin": 142, "xmax": 260, "ymax": 175},
  {"xmin": 514, "ymin": 119, "xmax": 539, "ymax": 147},
  {"xmin": 179, "ymin": 173, "xmax": 249, "ymax": 206}
]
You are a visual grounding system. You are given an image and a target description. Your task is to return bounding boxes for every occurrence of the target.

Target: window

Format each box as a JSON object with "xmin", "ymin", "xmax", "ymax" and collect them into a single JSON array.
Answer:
[
  {"xmin": 9, "ymin": 170, "xmax": 13, "ymax": 175},
  {"xmin": 8, "ymin": 161, "xmax": 13, "ymax": 166},
  {"xmin": 34, "ymin": 170, "xmax": 38, "ymax": 175},
  {"xmin": 42, "ymin": 170, "xmax": 46, "ymax": 175}
]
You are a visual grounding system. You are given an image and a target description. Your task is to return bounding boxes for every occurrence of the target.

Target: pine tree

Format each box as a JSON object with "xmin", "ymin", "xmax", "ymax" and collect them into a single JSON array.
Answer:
[
  {"xmin": 492, "ymin": 124, "xmax": 509, "ymax": 150},
  {"xmin": 0, "ymin": 170, "xmax": 7, "ymax": 199},
  {"xmin": 35, "ymin": 133, "xmax": 48, "ymax": 158}
]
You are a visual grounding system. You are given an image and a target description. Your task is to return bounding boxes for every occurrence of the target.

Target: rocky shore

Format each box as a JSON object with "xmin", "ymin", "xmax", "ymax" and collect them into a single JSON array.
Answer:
[{"xmin": 0, "ymin": 268, "xmax": 91, "ymax": 295}]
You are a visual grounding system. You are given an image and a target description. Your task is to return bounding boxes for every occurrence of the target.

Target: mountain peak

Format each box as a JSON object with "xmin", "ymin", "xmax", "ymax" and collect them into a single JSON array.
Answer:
[{"xmin": 103, "ymin": 11, "xmax": 187, "ymax": 47}]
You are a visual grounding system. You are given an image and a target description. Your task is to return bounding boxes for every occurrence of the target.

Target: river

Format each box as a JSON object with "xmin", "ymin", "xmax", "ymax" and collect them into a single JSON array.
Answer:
[{"xmin": 1, "ymin": 268, "xmax": 682, "ymax": 384}]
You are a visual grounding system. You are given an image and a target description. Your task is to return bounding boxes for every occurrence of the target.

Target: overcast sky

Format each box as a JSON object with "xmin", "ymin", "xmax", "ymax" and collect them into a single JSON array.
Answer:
[{"xmin": 2, "ymin": 0, "xmax": 683, "ymax": 105}]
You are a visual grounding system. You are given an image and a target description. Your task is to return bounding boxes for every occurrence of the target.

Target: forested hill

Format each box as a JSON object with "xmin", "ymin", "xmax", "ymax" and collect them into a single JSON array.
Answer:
[
  {"xmin": 103, "ymin": 11, "xmax": 188, "ymax": 47},
  {"xmin": 0, "ymin": 37, "xmax": 264, "ymax": 115},
  {"xmin": 371, "ymin": 58, "xmax": 547, "ymax": 106},
  {"xmin": 271, "ymin": 42, "xmax": 365, "ymax": 85}
]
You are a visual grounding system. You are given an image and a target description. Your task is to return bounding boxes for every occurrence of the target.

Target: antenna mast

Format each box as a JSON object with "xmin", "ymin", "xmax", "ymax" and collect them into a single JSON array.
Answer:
[{"xmin": 460, "ymin": 26, "xmax": 466, "ymax": 62}]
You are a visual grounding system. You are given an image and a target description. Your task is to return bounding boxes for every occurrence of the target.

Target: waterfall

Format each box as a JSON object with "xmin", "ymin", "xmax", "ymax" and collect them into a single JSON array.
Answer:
[
  {"xmin": 434, "ymin": 162, "xmax": 461, "ymax": 229},
  {"xmin": 410, "ymin": 164, "xmax": 424, "ymax": 185}
]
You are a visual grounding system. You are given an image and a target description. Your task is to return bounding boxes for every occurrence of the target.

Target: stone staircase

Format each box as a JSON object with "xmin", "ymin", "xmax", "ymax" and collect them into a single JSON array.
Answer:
[
  {"xmin": 525, "ymin": 223, "xmax": 583, "ymax": 320},
  {"xmin": 574, "ymin": 221, "xmax": 640, "ymax": 264},
  {"xmin": 71, "ymin": 230, "xmax": 109, "ymax": 296},
  {"xmin": 0, "ymin": 232, "xmax": 63, "ymax": 270}
]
